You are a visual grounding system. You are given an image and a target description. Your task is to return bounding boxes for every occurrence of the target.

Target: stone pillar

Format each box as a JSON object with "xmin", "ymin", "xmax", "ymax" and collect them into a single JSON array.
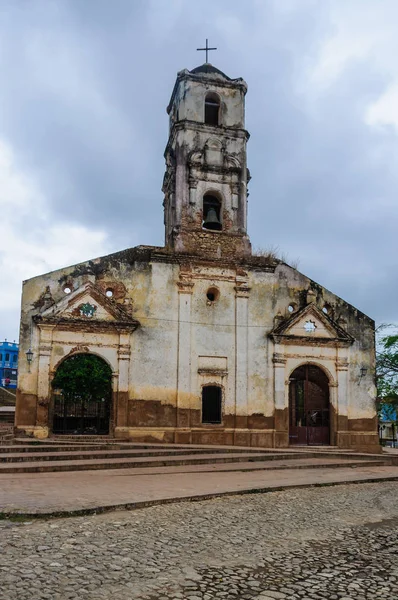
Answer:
[
  {"xmin": 188, "ymin": 178, "xmax": 197, "ymax": 206},
  {"xmin": 231, "ymin": 182, "xmax": 239, "ymax": 210},
  {"xmin": 335, "ymin": 358, "xmax": 349, "ymax": 447},
  {"xmin": 36, "ymin": 323, "xmax": 56, "ymax": 437},
  {"xmin": 234, "ymin": 277, "xmax": 250, "ymax": 443},
  {"xmin": 176, "ymin": 278, "xmax": 194, "ymax": 432},
  {"xmin": 115, "ymin": 329, "xmax": 131, "ymax": 431},
  {"xmin": 273, "ymin": 349, "xmax": 288, "ymax": 447}
]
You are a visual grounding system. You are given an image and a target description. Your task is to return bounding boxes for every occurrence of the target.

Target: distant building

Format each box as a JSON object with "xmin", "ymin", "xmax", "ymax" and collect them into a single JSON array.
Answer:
[
  {"xmin": 0, "ymin": 341, "xmax": 18, "ymax": 389},
  {"xmin": 379, "ymin": 403, "xmax": 397, "ymax": 445}
]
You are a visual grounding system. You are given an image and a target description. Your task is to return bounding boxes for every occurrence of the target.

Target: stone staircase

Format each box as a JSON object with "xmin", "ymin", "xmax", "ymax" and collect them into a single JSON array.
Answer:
[
  {"xmin": 0, "ymin": 437, "xmax": 393, "ymax": 474},
  {"xmin": 0, "ymin": 427, "xmax": 14, "ymax": 444},
  {"xmin": 0, "ymin": 387, "xmax": 15, "ymax": 426}
]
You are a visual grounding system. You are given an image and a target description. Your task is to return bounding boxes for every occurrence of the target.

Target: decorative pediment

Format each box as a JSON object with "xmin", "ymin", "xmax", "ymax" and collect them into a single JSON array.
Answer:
[
  {"xmin": 33, "ymin": 282, "xmax": 139, "ymax": 333},
  {"xmin": 188, "ymin": 145, "xmax": 241, "ymax": 172},
  {"xmin": 269, "ymin": 304, "xmax": 354, "ymax": 347}
]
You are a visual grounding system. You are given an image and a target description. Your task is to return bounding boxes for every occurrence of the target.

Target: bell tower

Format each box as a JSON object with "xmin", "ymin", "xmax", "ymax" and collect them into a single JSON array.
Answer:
[{"xmin": 162, "ymin": 63, "xmax": 252, "ymax": 259}]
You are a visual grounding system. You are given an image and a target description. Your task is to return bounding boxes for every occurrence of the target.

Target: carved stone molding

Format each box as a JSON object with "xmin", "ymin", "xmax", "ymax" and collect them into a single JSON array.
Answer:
[
  {"xmin": 235, "ymin": 275, "xmax": 251, "ymax": 298},
  {"xmin": 235, "ymin": 285, "xmax": 250, "ymax": 298},
  {"xmin": 118, "ymin": 347, "xmax": 131, "ymax": 360},
  {"xmin": 273, "ymin": 352, "xmax": 287, "ymax": 365},
  {"xmin": 198, "ymin": 368, "xmax": 228, "ymax": 377},
  {"xmin": 69, "ymin": 345, "xmax": 90, "ymax": 355},
  {"xmin": 336, "ymin": 359, "xmax": 349, "ymax": 371},
  {"xmin": 177, "ymin": 280, "xmax": 194, "ymax": 294},
  {"xmin": 38, "ymin": 344, "xmax": 52, "ymax": 356}
]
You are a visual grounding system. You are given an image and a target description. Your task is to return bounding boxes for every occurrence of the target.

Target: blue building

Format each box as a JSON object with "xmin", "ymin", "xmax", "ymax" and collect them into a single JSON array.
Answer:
[
  {"xmin": 0, "ymin": 340, "xmax": 18, "ymax": 389},
  {"xmin": 379, "ymin": 402, "xmax": 397, "ymax": 446}
]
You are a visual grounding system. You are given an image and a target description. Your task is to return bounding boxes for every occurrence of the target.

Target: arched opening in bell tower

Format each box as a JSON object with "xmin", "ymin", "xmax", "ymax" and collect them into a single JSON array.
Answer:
[
  {"xmin": 203, "ymin": 194, "xmax": 222, "ymax": 231},
  {"xmin": 204, "ymin": 92, "xmax": 220, "ymax": 126}
]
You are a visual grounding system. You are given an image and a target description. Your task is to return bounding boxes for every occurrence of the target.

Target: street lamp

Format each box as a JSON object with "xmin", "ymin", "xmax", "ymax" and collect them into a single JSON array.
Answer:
[{"xmin": 26, "ymin": 348, "xmax": 33, "ymax": 372}]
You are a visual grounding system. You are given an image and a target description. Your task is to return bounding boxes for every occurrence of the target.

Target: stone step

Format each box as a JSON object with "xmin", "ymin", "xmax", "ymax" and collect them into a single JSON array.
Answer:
[
  {"xmin": 0, "ymin": 428, "xmax": 13, "ymax": 444},
  {"xmin": 0, "ymin": 411, "xmax": 15, "ymax": 424},
  {"xmin": 7, "ymin": 440, "xmax": 388, "ymax": 462},
  {"xmin": 0, "ymin": 398, "xmax": 16, "ymax": 408},
  {"xmin": 0, "ymin": 447, "xmax": 283, "ymax": 461},
  {"xmin": 1, "ymin": 443, "xmax": 267, "ymax": 454},
  {"xmin": 140, "ymin": 458, "xmax": 390, "ymax": 474},
  {"xmin": 0, "ymin": 387, "xmax": 16, "ymax": 406},
  {"xmin": 2, "ymin": 443, "xmax": 386, "ymax": 462},
  {"xmin": 0, "ymin": 451, "xmax": 390, "ymax": 474}
]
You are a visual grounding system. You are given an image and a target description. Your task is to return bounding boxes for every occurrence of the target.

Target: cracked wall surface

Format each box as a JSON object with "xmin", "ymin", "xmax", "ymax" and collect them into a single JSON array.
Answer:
[
  {"xmin": 15, "ymin": 63, "xmax": 378, "ymax": 451},
  {"xmin": 15, "ymin": 246, "xmax": 377, "ymax": 451}
]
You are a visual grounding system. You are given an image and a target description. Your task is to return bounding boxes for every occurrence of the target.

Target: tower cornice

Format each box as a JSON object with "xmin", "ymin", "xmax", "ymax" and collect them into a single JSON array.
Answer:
[
  {"xmin": 164, "ymin": 120, "xmax": 249, "ymax": 159},
  {"xmin": 167, "ymin": 66, "xmax": 248, "ymax": 114}
]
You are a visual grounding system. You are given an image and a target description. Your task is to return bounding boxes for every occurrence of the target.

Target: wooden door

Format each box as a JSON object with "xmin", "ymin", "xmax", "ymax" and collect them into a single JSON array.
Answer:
[{"xmin": 289, "ymin": 365, "xmax": 330, "ymax": 446}]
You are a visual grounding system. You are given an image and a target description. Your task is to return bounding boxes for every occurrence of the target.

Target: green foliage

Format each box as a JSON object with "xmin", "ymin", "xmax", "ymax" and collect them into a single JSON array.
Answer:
[
  {"xmin": 376, "ymin": 327, "xmax": 398, "ymax": 422},
  {"xmin": 52, "ymin": 354, "xmax": 112, "ymax": 402}
]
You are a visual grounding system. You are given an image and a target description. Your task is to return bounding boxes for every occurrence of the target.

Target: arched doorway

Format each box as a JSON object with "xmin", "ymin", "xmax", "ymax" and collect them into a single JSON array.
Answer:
[
  {"xmin": 289, "ymin": 364, "xmax": 330, "ymax": 446},
  {"xmin": 52, "ymin": 354, "xmax": 112, "ymax": 435}
]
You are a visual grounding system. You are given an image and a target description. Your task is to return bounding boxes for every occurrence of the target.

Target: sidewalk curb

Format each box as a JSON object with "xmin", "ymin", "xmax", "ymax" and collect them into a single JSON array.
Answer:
[{"xmin": 2, "ymin": 473, "xmax": 398, "ymax": 520}]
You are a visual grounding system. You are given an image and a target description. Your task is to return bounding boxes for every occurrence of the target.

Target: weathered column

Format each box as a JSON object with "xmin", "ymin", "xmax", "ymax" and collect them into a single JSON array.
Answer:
[
  {"xmin": 234, "ymin": 277, "xmax": 250, "ymax": 444},
  {"xmin": 231, "ymin": 182, "xmax": 239, "ymax": 210},
  {"xmin": 335, "ymin": 357, "xmax": 349, "ymax": 447},
  {"xmin": 188, "ymin": 178, "xmax": 197, "ymax": 207},
  {"xmin": 273, "ymin": 348, "xmax": 288, "ymax": 447},
  {"xmin": 115, "ymin": 328, "xmax": 131, "ymax": 433},
  {"xmin": 36, "ymin": 323, "xmax": 56, "ymax": 437},
  {"xmin": 176, "ymin": 278, "xmax": 194, "ymax": 433}
]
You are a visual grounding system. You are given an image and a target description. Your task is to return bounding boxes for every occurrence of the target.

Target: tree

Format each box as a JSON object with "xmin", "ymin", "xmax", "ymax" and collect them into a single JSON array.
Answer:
[
  {"xmin": 376, "ymin": 327, "xmax": 398, "ymax": 428},
  {"xmin": 51, "ymin": 354, "xmax": 112, "ymax": 402}
]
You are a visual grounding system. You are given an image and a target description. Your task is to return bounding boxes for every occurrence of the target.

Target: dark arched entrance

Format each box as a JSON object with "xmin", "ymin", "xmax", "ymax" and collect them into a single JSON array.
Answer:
[
  {"xmin": 52, "ymin": 354, "xmax": 112, "ymax": 435},
  {"xmin": 289, "ymin": 364, "xmax": 330, "ymax": 446}
]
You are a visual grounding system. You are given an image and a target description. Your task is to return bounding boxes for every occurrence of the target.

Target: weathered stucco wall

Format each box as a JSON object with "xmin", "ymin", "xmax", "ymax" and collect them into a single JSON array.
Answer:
[
  {"xmin": 15, "ymin": 247, "xmax": 377, "ymax": 451},
  {"xmin": 14, "ymin": 64, "xmax": 378, "ymax": 451}
]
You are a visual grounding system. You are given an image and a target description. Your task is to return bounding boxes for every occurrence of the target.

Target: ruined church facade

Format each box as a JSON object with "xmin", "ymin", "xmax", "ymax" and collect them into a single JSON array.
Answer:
[{"xmin": 15, "ymin": 64, "xmax": 379, "ymax": 452}]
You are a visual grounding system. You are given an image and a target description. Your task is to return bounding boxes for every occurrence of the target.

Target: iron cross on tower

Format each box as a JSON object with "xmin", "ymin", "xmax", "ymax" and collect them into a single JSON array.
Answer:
[{"xmin": 197, "ymin": 38, "xmax": 217, "ymax": 63}]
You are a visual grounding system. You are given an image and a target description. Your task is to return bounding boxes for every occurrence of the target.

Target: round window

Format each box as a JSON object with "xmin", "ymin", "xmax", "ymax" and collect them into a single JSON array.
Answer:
[
  {"xmin": 322, "ymin": 304, "xmax": 332, "ymax": 315},
  {"xmin": 206, "ymin": 287, "xmax": 219, "ymax": 303}
]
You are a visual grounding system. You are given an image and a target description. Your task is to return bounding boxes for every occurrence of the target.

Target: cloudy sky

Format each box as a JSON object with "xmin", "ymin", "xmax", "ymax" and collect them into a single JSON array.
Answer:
[{"xmin": 1, "ymin": 0, "xmax": 398, "ymax": 341}]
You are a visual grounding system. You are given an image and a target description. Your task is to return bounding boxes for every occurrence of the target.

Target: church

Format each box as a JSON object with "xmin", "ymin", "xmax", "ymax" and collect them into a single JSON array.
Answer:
[{"xmin": 15, "ymin": 61, "xmax": 379, "ymax": 452}]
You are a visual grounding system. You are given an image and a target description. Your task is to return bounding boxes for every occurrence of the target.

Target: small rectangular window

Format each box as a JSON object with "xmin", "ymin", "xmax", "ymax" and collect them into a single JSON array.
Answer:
[
  {"xmin": 0, "ymin": 354, "xmax": 2, "ymax": 361},
  {"xmin": 13, "ymin": 354, "xmax": 17, "ymax": 362},
  {"xmin": 202, "ymin": 386, "xmax": 222, "ymax": 424},
  {"xmin": 5, "ymin": 353, "xmax": 9, "ymax": 361}
]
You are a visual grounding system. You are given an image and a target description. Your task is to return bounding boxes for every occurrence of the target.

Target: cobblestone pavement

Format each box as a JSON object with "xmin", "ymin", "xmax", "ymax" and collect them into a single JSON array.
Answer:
[{"xmin": 1, "ymin": 482, "xmax": 398, "ymax": 600}]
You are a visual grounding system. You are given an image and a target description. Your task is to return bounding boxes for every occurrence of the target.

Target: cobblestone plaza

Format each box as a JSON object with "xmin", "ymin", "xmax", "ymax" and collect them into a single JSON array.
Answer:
[{"xmin": 1, "ymin": 482, "xmax": 397, "ymax": 599}]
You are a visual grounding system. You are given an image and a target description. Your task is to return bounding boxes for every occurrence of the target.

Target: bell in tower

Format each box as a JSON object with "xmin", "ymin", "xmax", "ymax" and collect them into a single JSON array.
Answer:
[
  {"xmin": 203, "ymin": 195, "xmax": 222, "ymax": 231},
  {"xmin": 162, "ymin": 62, "xmax": 252, "ymax": 259}
]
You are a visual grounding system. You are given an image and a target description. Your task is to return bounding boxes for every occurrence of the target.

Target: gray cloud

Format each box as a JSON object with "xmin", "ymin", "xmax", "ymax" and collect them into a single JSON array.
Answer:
[{"xmin": 0, "ymin": 0, "xmax": 397, "ymax": 340}]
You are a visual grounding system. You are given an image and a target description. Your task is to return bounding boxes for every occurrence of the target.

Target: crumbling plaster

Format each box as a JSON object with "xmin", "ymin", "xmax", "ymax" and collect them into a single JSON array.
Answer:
[
  {"xmin": 15, "ymin": 62, "xmax": 377, "ymax": 451},
  {"xmin": 16, "ymin": 247, "xmax": 377, "ymax": 450}
]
